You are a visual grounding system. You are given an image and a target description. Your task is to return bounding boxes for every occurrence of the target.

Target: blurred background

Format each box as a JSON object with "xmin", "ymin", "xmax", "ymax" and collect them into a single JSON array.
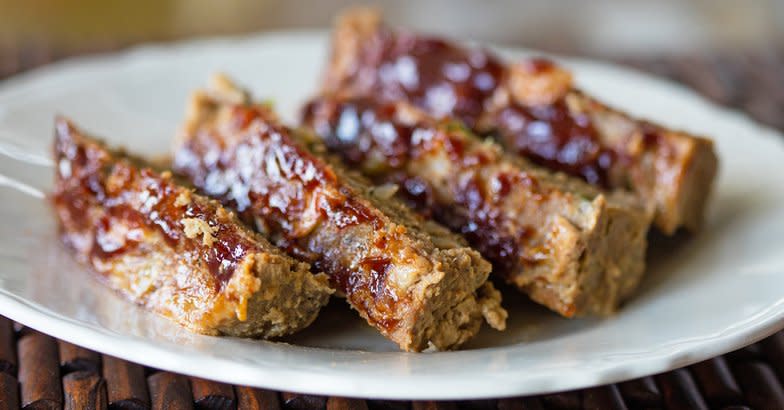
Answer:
[
  {"xmin": 1, "ymin": 0, "xmax": 782, "ymax": 58},
  {"xmin": 1, "ymin": 0, "xmax": 783, "ymax": 127}
]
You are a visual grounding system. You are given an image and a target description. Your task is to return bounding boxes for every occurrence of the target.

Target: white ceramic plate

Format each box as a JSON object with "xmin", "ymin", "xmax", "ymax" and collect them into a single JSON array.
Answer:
[{"xmin": 1, "ymin": 32, "xmax": 783, "ymax": 400}]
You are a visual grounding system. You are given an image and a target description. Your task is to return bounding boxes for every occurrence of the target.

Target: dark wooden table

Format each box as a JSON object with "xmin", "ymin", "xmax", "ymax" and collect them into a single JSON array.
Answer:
[{"xmin": 1, "ymin": 46, "xmax": 783, "ymax": 409}]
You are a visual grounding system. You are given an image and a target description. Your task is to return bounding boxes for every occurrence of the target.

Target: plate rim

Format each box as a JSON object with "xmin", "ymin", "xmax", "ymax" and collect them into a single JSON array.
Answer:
[{"xmin": 3, "ymin": 286, "xmax": 783, "ymax": 400}]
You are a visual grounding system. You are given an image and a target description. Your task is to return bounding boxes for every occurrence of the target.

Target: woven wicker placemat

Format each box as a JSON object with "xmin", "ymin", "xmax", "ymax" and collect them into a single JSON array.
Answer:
[
  {"xmin": 1, "ymin": 48, "xmax": 783, "ymax": 409},
  {"xmin": 2, "ymin": 318, "xmax": 783, "ymax": 409}
]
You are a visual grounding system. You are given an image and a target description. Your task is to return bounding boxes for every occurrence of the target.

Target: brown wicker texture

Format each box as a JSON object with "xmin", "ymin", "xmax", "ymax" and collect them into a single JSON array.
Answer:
[
  {"xmin": 1, "ymin": 46, "xmax": 784, "ymax": 409},
  {"xmin": 2, "ymin": 317, "xmax": 784, "ymax": 408}
]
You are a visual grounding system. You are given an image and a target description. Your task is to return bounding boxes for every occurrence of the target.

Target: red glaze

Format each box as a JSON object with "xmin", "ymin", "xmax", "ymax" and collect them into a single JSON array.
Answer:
[
  {"xmin": 340, "ymin": 25, "xmax": 615, "ymax": 186},
  {"xmin": 493, "ymin": 101, "xmax": 613, "ymax": 186},
  {"xmin": 303, "ymin": 97, "xmax": 545, "ymax": 277},
  {"xmin": 174, "ymin": 105, "xmax": 411, "ymax": 331},
  {"xmin": 53, "ymin": 120, "xmax": 262, "ymax": 289},
  {"xmin": 348, "ymin": 29, "xmax": 504, "ymax": 128}
]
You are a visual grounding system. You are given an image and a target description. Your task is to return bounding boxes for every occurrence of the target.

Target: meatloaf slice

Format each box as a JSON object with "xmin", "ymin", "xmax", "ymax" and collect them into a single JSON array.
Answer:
[
  {"xmin": 320, "ymin": 8, "xmax": 718, "ymax": 234},
  {"xmin": 172, "ymin": 75, "xmax": 506, "ymax": 351},
  {"xmin": 52, "ymin": 117, "xmax": 332, "ymax": 338},
  {"xmin": 303, "ymin": 97, "xmax": 650, "ymax": 317}
]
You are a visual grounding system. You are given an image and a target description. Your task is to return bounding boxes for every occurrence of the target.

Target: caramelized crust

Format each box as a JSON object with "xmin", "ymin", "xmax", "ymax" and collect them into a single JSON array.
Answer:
[
  {"xmin": 52, "ymin": 118, "xmax": 332, "ymax": 337},
  {"xmin": 303, "ymin": 97, "xmax": 649, "ymax": 317},
  {"xmin": 172, "ymin": 75, "xmax": 506, "ymax": 351},
  {"xmin": 321, "ymin": 8, "xmax": 718, "ymax": 234}
]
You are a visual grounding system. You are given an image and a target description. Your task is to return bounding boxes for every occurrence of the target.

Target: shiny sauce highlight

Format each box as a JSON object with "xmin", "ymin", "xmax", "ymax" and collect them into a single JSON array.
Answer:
[
  {"xmin": 54, "ymin": 125, "xmax": 258, "ymax": 290},
  {"xmin": 303, "ymin": 97, "xmax": 541, "ymax": 277}
]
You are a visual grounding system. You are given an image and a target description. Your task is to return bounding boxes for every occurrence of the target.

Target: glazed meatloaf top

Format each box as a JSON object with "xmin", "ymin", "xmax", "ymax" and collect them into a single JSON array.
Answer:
[
  {"xmin": 303, "ymin": 96, "xmax": 650, "ymax": 317},
  {"xmin": 52, "ymin": 117, "xmax": 332, "ymax": 337},
  {"xmin": 320, "ymin": 8, "xmax": 718, "ymax": 234},
  {"xmin": 172, "ymin": 75, "xmax": 506, "ymax": 351}
]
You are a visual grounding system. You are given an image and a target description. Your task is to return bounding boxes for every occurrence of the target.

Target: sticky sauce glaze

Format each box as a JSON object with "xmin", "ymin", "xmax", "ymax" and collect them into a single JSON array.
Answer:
[
  {"xmin": 53, "ymin": 122, "xmax": 258, "ymax": 289},
  {"xmin": 174, "ymin": 105, "xmax": 405, "ymax": 332},
  {"xmin": 346, "ymin": 27, "xmax": 620, "ymax": 186},
  {"xmin": 493, "ymin": 101, "xmax": 614, "ymax": 187},
  {"xmin": 304, "ymin": 98, "xmax": 545, "ymax": 277},
  {"xmin": 352, "ymin": 29, "xmax": 504, "ymax": 128},
  {"xmin": 320, "ymin": 255, "xmax": 399, "ymax": 330},
  {"xmin": 180, "ymin": 106, "xmax": 380, "ymax": 231}
]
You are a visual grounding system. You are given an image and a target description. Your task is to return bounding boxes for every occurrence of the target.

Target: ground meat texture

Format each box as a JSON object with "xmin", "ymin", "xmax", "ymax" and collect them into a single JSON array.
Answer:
[
  {"xmin": 172, "ymin": 75, "xmax": 507, "ymax": 351},
  {"xmin": 321, "ymin": 8, "xmax": 719, "ymax": 234},
  {"xmin": 52, "ymin": 117, "xmax": 333, "ymax": 338},
  {"xmin": 303, "ymin": 97, "xmax": 651, "ymax": 317}
]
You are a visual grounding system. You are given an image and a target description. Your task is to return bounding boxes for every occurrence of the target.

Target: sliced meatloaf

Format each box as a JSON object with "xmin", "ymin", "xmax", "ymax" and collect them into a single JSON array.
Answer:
[
  {"xmin": 320, "ymin": 8, "xmax": 718, "ymax": 234},
  {"xmin": 52, "ymin": 117, "xmax": 333, "ymax": 337},
  {"xmin": 303, "ymin": 97, "xmax": 650, "ymax": 317},
  {"xmin": 172, "ymin": 75, "xmax": 507, "ymax": 351}
]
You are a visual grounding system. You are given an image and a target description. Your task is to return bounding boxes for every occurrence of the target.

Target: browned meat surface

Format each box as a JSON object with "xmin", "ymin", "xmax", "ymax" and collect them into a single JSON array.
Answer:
[
  {"xmin": 320, "ymin": 8, "xmax": 719, "ymax": 234},
  {"xmin": 52, "ymin": 117, "xmax": 333, "ymax": 338},
  {"xmin": 303, "ymin": 97, "xmax": 650, "ymax": 317},
  {"xmin": 172, "ymin": 75, "xmax": 506, "ymax": 351}
]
